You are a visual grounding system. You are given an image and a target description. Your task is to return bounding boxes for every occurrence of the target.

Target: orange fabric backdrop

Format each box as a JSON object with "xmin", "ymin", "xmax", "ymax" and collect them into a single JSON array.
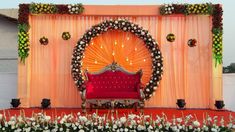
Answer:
[
  {"xmin": 82, "ymin": 30, "xmax": 152, "ymax": 85},
  {"xmin": 18, "ymin": 15, "xmax": 214, "ymax": 108}
]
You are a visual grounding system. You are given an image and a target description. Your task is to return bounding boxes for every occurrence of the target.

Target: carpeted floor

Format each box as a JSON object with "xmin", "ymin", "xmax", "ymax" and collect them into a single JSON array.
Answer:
[{"xmin": 1, "ymin": 108, "xmax": 234, "ymax": 123}]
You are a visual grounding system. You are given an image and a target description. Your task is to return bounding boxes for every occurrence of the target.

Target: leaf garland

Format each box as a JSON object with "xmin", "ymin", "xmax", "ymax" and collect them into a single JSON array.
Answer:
[
  {"xmin": 29, "ymin": 3, "xmax": 57, "ymax": 14},
  {"xmin": 18, "ymin": 24, "xmax": 29, "ymax": 63}
]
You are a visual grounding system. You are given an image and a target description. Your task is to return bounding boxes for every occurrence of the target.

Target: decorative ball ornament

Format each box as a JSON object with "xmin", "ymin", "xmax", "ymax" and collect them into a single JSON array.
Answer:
[
  {"xmin": 166, "ymin": 33, "xmax": 175, "ymax": 42},
  {"xmin": 71, "ymin": 19, "xmax": 163, "ymax": 100},
  {"xmin": 62, "ymin": 32, "xmax": 71, "ymax": 40},
  {"xmin": 39, "ymin": 36, "xmax": 49, "ymax": 45},
  {"xmin": 188, "ymin": 39, "xmax": 197, "ymax": 47}
]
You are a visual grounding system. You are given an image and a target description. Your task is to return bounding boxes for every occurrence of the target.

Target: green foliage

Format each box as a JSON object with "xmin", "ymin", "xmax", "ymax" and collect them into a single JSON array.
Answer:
[
  {"xmin": 18, "ymin": 29, "xmax": 29, "ymax": 63},
  {"xmin": 212, "ymin": 28, "xmax": 223, "ymax": 66},
  {"xmin": 18, "ymin": 23, "xmax": 29, "ymax": 32},
  {"xmin": 29, "ymin": 3, "xmax": 58, "ymax": 14}
]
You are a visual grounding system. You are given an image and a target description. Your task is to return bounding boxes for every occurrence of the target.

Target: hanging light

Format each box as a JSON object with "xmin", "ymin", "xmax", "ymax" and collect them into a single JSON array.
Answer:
[
  {"xmin": 94, "ymin": 60, "xmax": 98, "ymax": 64},
  {"xmin": 135, "ymin": 47, "xmax": 137, "ymax": 51},
  {"xmin": 127, "ymin": 37, "xmax": 130, "ymax": 40},
  {"xmin": 126, "ymin": 57, "xmax": 129, "ymax": 61},
  {"xmin": 143, "ymin": 59, "xmax": 146, "ymax": 62},
  {"xmin": 112, "ymin": 51, "xmax": 115, "ymax": 56},
  {"xmin": 114, "ymin": 41, "xmax": 117, "ymax": 45},
  {"xmin": 100, "ymin": 45, "xmax": 103, "ymax": 49},
  {"xmin": 91, "ymin": 42, "xmax": 94, "ymax": 45},
  {"xmin": 121, "ymin": 44, "xmax": 124, "ymax": 48}
]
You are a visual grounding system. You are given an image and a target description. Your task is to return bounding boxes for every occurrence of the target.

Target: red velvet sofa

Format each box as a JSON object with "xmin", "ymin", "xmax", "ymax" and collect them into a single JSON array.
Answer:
[{"xmin": 81, "ymin": 62, "xmax": 145, "ymax": 112}]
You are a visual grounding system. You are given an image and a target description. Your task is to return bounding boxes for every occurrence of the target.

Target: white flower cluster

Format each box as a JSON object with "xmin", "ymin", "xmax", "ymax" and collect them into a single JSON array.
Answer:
[
  {"xmin": 163, "ymin": 4, "xmax": 174, "ymax": 14},
  {"xmin": 0, "ymin": 113, "xmax": 235, "ymax": 132},
  {"xmin": 0, "ymin": 112, "xmax": 234, "ymax": 131},
  {"xmin": 68, "ymin": 4, "xmax": 83, "ymax": 14}
]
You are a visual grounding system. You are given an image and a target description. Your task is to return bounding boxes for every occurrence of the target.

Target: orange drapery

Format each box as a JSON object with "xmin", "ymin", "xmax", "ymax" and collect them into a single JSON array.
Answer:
[
  {"xmin": 18, "ymin": 14, "xmax": 216, "ymax": 108},
  {"xmin": 82, "ymin": 30, "xmax": 152, "ymax": 85}
]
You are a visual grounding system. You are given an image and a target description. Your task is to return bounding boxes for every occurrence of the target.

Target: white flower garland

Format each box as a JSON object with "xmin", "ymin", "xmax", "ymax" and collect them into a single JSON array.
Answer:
[
  {"xmin": 163, "ymin": 4, "xmax": 174, "ymax": 15},
  {"xmin": 68, "ymin": 4, "xmax": 84, "ymax": 14}
]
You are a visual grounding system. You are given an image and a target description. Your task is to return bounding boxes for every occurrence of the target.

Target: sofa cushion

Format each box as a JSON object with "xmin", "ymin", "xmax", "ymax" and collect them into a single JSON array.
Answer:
[
  {"xmin": 86, "ymin": 71, "xmax": 140, "ymax": 92},
  {"xmin": 86, "ymin": 92, "xmax": 140, "ymax": 99}
]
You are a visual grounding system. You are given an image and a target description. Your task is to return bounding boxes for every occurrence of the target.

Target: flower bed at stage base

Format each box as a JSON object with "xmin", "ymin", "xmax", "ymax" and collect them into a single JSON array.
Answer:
[{"xmin": 0, "ymin": 112, "xmax": 234, "ymax": 132}]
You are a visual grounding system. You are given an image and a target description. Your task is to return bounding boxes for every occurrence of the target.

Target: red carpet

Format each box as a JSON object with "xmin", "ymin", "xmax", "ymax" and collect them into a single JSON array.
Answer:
[{"xmin": 1, "ymin": 108, "xmax": 234, "ymax": 123}]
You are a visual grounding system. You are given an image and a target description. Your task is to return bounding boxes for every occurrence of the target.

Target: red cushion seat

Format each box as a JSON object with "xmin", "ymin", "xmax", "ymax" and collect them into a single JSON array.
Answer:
[
  {"xmin": 87, "ymin": 92, "xmax": 140, "ymax": 99},
  {"xmin": 85, "ymin": 70, "xmax": 141, "ymax": 100}
]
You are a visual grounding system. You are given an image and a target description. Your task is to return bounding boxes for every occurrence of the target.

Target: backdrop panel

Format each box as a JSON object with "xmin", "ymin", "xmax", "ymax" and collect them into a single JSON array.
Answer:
[{"xmin": 18, "ymin": 13, "xmax": 218, "ymax": 108}]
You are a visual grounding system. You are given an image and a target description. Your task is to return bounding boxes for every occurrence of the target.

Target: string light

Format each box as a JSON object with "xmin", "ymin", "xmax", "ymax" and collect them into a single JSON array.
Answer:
[
  {"xmin": 143, "ymin": 59, "xmax": 146, "ymax": 62},
  {"xmin": 91, "ymin": 42, "xmax": 94, "ymax": 45},
  {"xmin": 100, "ymin": 45, "xmax": 103, "ymax": 49},
  {"xmin": 127, "ymin": 37, "xmax": 130, "ymax": 40},
  {"xmin": 135, "ymin": 47, "xmax": 137, "ymax": 51},
  {"xmin": 114, "ymin": 41, "xmax": 117, "ymax": 45},
  {"xmin": 126, "ymin": 57, "xmax": 129, "ymax": 61},
  {"xmin": 112, "ymin": 51, "xmax": 115, "ymax": 56},
  {"xmin": 121, "ymin": 44, "xmax": 124, "ymax": 48},
  {"xmin": 94, "ymin": 60, "xmax": 97, "ymax": 64},
  {"xmin": 130, "ymin": 61, "xmax": 132, "ymax": 65}
]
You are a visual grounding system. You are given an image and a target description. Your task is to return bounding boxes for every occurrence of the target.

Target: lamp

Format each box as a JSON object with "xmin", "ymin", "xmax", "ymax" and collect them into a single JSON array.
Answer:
[
  {"xmin": 176, "ymin": 99, "xmax": 186, "ymax": 109},
  {"xmin": 215, "ymin": 100, "xmax": 225, "ymax": 110},
  {"xmin": 41, "ymin": 98, "xmax": 51, "ymax": 109},
  {"xmin": 10, "ymin": 98, "xmax": 21, "ymax": 108}
]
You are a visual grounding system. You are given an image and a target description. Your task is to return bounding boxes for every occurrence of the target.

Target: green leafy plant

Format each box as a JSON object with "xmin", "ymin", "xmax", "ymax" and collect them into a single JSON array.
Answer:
[
  {"xmin": 29, "ymin": 3, "xmax": 58, "ymax": 14},
  {"xmin": 18, "ymin": 24, "xmax": 30, "ymax": 63}
]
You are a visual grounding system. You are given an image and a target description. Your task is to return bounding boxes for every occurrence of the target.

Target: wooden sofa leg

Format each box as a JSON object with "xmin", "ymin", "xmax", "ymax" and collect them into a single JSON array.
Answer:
[
  {"xmin": 139, "ymin": 101, "xmax": 145, "ymax": 114},
  {"xmin": 90, "ymin": 103, "xmax": 93, "ymax": 112},
  {"xmin": 111, "ymin": 100, "xmax": 115, "ymax": 114},
  {"xmin": 135, "ymin": 102, "xmax": 138, "ymax": 112},
  {"xmin": 81, "ymin": 100, "xmax": 86, "ymax": 113}
]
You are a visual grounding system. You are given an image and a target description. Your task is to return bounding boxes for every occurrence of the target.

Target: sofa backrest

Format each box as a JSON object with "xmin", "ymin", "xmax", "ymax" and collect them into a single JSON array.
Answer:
[{"xmin": 85, "ymin": 63, "xmax": 142, "ymax": 93}]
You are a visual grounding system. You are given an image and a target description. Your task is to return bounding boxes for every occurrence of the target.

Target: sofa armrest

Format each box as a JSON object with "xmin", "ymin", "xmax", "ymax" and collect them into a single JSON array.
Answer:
[{"xmin": 85, "ymin": 82, "xmax": 94, "ymax": 93}]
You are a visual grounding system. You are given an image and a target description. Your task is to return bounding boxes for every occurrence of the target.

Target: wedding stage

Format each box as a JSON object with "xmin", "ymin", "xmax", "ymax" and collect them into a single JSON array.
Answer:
[{"xmin": 6, "ymin": 2, "xmax": 234, "ymax": 131}]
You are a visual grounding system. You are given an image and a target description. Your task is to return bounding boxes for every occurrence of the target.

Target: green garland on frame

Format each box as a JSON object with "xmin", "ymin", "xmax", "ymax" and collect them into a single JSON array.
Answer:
[
  {"xmin": 18, "ymin": 24, "xmax": 30, "ymax": 63},
  {"xmin": 160, "ymin": 3, "xmax": 223, "ymax": 67}
]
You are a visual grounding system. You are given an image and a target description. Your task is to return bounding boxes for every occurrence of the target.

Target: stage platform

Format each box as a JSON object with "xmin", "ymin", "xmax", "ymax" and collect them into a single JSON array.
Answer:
[{"xmin": 1, "ymin": 108, "xmax": 234, "ymax": 123}]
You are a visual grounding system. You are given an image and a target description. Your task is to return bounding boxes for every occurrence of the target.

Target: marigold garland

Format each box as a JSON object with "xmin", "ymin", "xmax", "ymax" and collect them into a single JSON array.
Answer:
[
  {"xmin": 29, "ymin": 3, "xmax": 57, "ymax": 14},
  {"xmin": 18, "ymin": 24, "xmax": 30, "ymax": 63}
]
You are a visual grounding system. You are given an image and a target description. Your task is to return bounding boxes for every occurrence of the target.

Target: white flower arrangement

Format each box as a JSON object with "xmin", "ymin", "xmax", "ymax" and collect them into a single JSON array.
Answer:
[
  {"xmin": 67, "ymin": 4, "xmax": 84, "ymax": 14},
  {"xmin": 163, "ymin": 4, "xmax": 175, "ymax": 15},
  {"xmin": 0, "ymin": 112, "xmax": 234, "ymax": 131}
]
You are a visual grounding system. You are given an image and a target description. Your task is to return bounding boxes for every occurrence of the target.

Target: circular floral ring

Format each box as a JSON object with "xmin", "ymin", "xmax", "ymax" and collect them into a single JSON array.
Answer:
[
  {"xmin": 166, "ymin": 33, "xmax": 175, "ymax": 42},
  {"xmin": 39, "ymin": 36, "xmax": 49, "ymax": 45},
  {"xmin": 188, "ymin": 39, "xmax": 197, "ymax": 47},
  {"xmin": 62, "ymin": 32, "xmax": 71, "ymax": 40},
  {"xmin": 71, "ymin": 19, "xmax": 163, "ymax": 100}
]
